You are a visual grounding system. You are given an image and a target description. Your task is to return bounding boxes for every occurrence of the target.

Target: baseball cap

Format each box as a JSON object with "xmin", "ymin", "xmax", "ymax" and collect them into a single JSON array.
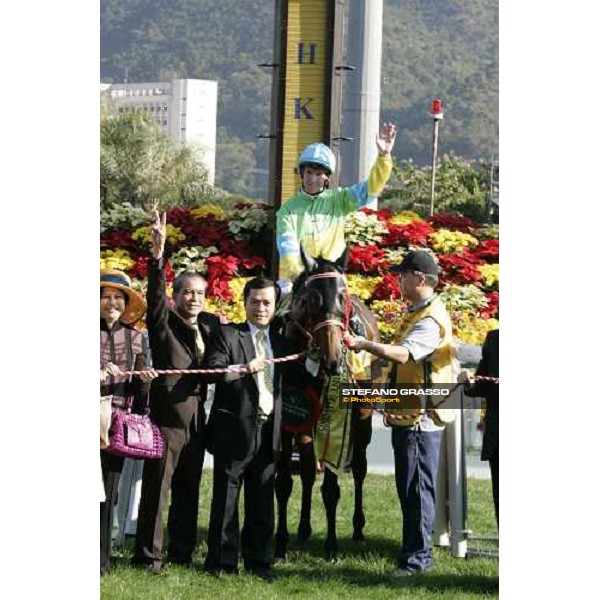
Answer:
[{"xmin": 389, "ymin": 250, "xmax": 439, "ymax": 276}]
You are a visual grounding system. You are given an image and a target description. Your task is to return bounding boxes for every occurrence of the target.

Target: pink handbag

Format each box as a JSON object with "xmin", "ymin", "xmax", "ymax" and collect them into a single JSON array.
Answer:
[
  {"xmin": 105, "ymin": 407, "xmax": 164, "ymax": 460},
  {"xmin": 101, "ymin": 328, "xmax": 164, "ymax": 460}
]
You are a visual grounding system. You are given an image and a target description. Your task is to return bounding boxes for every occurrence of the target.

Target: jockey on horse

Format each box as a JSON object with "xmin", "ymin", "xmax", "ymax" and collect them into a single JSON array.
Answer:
[{"xmin": 273, "ymin": 123, "xmax": 397, "ymax": 559}]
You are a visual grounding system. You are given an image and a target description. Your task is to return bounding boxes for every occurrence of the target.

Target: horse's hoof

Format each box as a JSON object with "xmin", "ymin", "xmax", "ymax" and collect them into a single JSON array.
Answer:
[
  {"xmin": 324, "ymin": 539, "xmax": 338, "ymax": 562},
  {"xmin": 352, "ymin": 530, "xmax": 366, "ymax": 542},
  {"xmin": 274, "ymin": 544, "xmax": 287, "ymax": 561},
  {"xmin": 297, "ymin": 522, "xmax": 312, "ymax": 542}
]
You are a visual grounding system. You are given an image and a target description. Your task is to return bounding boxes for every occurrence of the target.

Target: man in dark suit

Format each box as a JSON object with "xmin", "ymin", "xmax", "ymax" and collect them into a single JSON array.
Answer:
[
  {"xmin": 133, "ymin": 211, "xmax": 221, "ymax": 572},
  {"xmin": 460, "ymin": 329, "xmax": 499, "ymax": 525},
  {"xmin": 203, "ymin": 276, "xmax": 299, "ymax": 582}
]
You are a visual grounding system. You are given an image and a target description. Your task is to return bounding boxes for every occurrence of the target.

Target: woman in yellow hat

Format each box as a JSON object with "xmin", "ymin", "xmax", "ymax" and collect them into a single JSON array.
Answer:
[{"xmin": 100, "ymin": 269, "xmax": 157, "ymax": 576}]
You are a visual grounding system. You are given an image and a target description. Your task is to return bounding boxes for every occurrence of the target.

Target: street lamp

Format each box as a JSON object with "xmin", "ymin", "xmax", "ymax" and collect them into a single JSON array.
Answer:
[{"xmin": 429, "ymin": 98, "xmax": 444, "ymax": 216}]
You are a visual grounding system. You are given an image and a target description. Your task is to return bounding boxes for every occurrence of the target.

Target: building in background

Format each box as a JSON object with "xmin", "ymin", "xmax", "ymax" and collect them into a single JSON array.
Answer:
[{"xmin": 100, "ymin": 79, "xmax": 218, "ymax": 184}]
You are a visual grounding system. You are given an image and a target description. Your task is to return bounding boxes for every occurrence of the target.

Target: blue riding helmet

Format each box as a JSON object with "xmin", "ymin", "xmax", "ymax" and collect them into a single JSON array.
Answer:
[{"xmin": 298, "ymin": 143, "xmax": 336, "ymax": 175}]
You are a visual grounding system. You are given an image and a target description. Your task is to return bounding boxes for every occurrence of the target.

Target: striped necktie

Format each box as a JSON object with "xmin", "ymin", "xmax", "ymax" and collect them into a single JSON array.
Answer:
[
  {"xmin": 191, "ymin": 323, "xmax": 205, "ymax": 359},
  {"xmin": 256, "ymin": 329, "xmax": 274, "ymax": 393}
]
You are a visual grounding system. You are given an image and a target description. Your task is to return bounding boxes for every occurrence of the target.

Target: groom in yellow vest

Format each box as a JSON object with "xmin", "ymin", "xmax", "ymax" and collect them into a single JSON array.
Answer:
[{"xmin": 346, "ymin": 250, "xmax": 454, "ymax": 576}]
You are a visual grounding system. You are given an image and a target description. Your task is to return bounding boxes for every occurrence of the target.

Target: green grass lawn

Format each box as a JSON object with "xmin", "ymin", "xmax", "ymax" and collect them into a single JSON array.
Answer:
[{"xmin": 102, "ymin": 471, "xmax": 498, "ymax": 599}]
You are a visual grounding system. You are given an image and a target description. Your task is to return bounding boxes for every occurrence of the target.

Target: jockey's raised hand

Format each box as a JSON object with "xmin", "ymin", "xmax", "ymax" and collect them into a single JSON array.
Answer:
[
  {"xmin": 375, "ymin": 122, "xmax": 397, "ymax": 157},
  {"xmin": 151, "ymin": 210, "xmax": 167, "ymax": 260}
]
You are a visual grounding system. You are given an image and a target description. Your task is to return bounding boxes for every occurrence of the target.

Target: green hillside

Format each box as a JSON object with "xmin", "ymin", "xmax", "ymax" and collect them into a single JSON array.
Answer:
[{"xmin": 100, "ymin": 0, "xmax": 498, "ymax": 198}]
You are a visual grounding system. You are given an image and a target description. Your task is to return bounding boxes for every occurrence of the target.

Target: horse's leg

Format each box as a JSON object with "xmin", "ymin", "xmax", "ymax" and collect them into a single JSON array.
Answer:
[
  {"xmin": 275, "ymin": 429, "xmax": 294, "ymax": 559},
  {"xmin": 352, "ymin": 412, "xmax": 373, "ymax": 541},
  {"xmin": 321, "ymin": 467, "xmax": 340, "ymax": 560},
  {"xmin": 297, "ymin": 434, "xmax": 316, "ymax": 541}
]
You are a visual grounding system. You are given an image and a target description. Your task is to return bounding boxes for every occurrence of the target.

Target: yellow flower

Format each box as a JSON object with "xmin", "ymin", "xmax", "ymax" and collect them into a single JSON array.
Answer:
[
  {"xmin": 204, "ymin": 288, "xmax": 248, "ymax": 324},
  {"xmin": 228, "ymin": 277, "xmax": 252, "ymax": 301},
  {"xmin": 370, "ymin": 300, "xmax": 404, "ymax": 344},
  {"xmin": 207, "ymin": 276, "xmax": 253, "ymax": 323},
  {"xmin": 346, "ymin": 275, "xmax": 381, "ymax": 301},
  {"xmin": 191, "ymin": 204, "xmax": 227, "ymax": 220},
  {"xmin": 100, "ymin": 249, "xmax": 135, "ymax": 271},
  {"xmin": 389, "ymin": 210, "xmax": 423, "ymax": 226},
  {"xmin": 428, "ymin": 229, "xmax": 479, "ymax": 253},
  {"xmin": 454, "ymin": 314, "xmax": 499, "ymax": 345},
  {"xmin": 132, "ymin": 224, "xmax": 185, "ymax": 245},
  {"xmin": 478, "ymin": 264, "xmax": 499, "ymax": 289}
]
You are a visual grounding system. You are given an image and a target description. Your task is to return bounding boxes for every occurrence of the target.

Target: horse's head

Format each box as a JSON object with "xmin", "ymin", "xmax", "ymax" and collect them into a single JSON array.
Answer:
[{"xmin": 292, "ymin": 247, "xmax": 350, "ymax": 376}]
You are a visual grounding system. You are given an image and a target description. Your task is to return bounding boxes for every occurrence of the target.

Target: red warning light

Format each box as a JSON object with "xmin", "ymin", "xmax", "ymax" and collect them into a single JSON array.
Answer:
[{"xmin": 430, "ymin": 98, "xmax": 444, "ymax": 119}]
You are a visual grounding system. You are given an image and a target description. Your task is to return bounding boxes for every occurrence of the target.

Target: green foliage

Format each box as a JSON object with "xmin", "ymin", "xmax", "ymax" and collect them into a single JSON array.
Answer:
[
  {"xmin": 100, "ymin": 0, "xmax": 498, "ymax": 198},
  {"xmin": 474, "ymin": 224, "xmax": 500, "ymax": 240},
  {"xmin": 100, "ymin": 202, "xmax": 151, "ymax": 233},
  {"xmin": 100, "ymin": 111, "xmax": 211, "ymax": 210},
  {"xmin": 382, "ymin": 155, "xmax": 488, "ymax": 220}
]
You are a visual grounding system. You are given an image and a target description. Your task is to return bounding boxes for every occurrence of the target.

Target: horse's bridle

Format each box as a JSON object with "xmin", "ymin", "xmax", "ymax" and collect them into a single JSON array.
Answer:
[{"xmin": 303, "ymin": 271, "xmax": 353, "ymax": 335}]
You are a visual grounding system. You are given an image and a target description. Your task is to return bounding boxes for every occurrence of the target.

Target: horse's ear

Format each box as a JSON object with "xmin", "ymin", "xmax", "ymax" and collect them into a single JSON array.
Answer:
[
  {"xmin": 300, "ymin": 243, "xmax": 317, "ymax": 273},
  {"xmin": 335, "ymin": 246, "xmax": 349, "ymax": 271}
]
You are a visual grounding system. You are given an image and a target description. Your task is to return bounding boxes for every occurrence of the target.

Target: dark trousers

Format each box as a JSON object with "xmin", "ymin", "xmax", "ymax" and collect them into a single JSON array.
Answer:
[
  {"xmin": 392, "ymin": 427, "xmax": 443, "ymax": 572},
  {"xmin": 100, "ymin": 451, "xmax": 124, "ymax": 575},
  {"xmin": 205, "ymin": 418, "xmax": 275, "ymax": 572},
  {"xmin": 134, "ymin": 418, "xmax": 205, "ymax": 566},
  {"xmin": 489, "ymin": 447, "xmax": 499, "ymax": 526}
]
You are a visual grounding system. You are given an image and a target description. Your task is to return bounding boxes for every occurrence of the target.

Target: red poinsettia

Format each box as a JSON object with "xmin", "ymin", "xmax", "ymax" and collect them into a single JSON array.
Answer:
[
  {"xmin": 240, "ymin": 256, "xmax": 267, "ymax": 272},
  {"xmin": 479, "ymin": 291, "xmax": 499, "ymax": 319},
  {"xmin": 437, "ymin": 251, "xmax": 484, "ymax": 285},
  {"xmin": 204, "ymin": 255, "xmax": 241, "ymax": 301},
  {"xmin": 371, "ymin": 272, "xmax": 402, "ymax": 300},
  {"xmin": 128, "ymin": 256, "xmax": 174, "ymax": 282},
  {"xmin": 207, "ymin": 278, "xmax": 234, "ymax": 301},
  {"xmin": 475, "ymin": 239, "xmax": 499, "ymax": 263},
  {"xmin": 205, "ymin": 255, "xmax": 240, "ymax": 279},
  {"xmin": 129, "ymin": 256, "xmax": 149, "ymax": 279},
  {"xmin": 100, "ymin": 230, "xmax": 139, "ymax": 254},
  {"xmin": 219, "ymin": 238, "xmax": 251, "ymax": 257},
  {"xmin": 383, "ymin": 221, "xmax": 433, "ymax": 247},
  {"xmin": 427, "ymin": 212, "xmax": 482, "ymax": 233},
  {"xmin": 348, "ymin": 245, "xmax": 389, "ymax": 275},
  {"xmin": 178, "ymin": 219, "xmax": 230, "ymax": 248},
  {"xmin": 165, "ymin": 207, "xmax": 193, "ymax": 228}
]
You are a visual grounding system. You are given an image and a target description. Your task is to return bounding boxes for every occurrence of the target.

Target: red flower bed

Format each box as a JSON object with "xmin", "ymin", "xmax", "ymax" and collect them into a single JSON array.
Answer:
[
  {"xmin": 177, "ymin": 219, "xmax": 230, "ymax": 248},
  {"xmin": 475, "ymin": 239, "xmax": 499, "ymax": 263},
  {"xmin": 383, "ymin": 221, "xmax": 433, "ymax": 247},
  {"xmin": 480, "ymin": 291, "xmax": 499, "ymax": 319},
  {"xmin": 165, "ymin": 207, "xmax": 193, "ymax": 228},
  {"xmin": 427, "ymin": 212, "xmax": 482, "ymax": 233},
  {"xmin": 204, "ymin": 255, "xmax": 242, "ymax": 301},
  {"xmin": 371, "ymin": 273, "xmax": 402, "ymax": 301},
  {"xmin": 348, "ymin": 245, "xmax": 389, "ymax": 275},
  {"xmin": 207, "ymin": 278, "xmax": 234, "ymax": 301},
  {"xmin": 129, "ymin": 256, "xmax": 174, "ymax": 282},
  {"xmin": 100, "ymin": 230, "xmax": 139, "ymax": 254},
  {"xmin": 437, "ymin": 251, "xmax": 484, "ymax": 285}
]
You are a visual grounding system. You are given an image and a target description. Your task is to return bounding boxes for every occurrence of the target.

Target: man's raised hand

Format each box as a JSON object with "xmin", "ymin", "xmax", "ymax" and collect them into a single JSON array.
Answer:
[{"xmin": 151, "ymin": 210, "xmax": 167, "ymax": 260}]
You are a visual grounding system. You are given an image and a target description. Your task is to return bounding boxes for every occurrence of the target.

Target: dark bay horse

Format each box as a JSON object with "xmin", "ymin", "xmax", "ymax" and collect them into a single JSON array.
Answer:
[{"xmin": 275, "ymin": 249, "xmax": 381, "ymax": 560}]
